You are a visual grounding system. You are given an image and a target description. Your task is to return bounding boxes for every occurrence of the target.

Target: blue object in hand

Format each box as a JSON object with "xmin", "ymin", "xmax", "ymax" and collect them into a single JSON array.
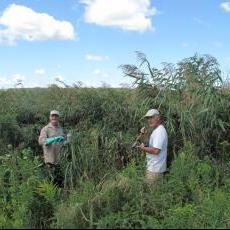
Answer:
[
  {"xmin": 46, "ymin": 136, "xmax": 65, "ymax": 145},
  {"xmin": 56, "ymin": 136, "xmax": 65, "ymax": 142}
]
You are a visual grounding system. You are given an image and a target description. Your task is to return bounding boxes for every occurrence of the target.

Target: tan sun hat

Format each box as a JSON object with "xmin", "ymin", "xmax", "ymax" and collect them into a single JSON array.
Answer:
[
  {"xmin": 144, "ymin": 109, "xmax": 160, "ymax": 118},
  {"xmin": 50, "ymin": 110, "xmax": 60, "ymax": 116}
]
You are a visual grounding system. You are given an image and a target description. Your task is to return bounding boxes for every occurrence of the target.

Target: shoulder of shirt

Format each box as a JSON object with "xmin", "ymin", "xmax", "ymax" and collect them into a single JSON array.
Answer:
[
  {"xmin": 152, "ymin": 124, "xmax": 166, "ymax": 134},
  {"xmin": 45, "ymin": 123, "xmax": 63, "ymax": 129},
  {"xmin": 46, "ymin": 123, "xmax": 52, "ymax": 128},
  {"xmin": 43, "ymin": 124, "xmax": 59, "ymax": 131},
  {"xmin": 159, "ymin": 124, "xmax": 167, "ymax": 132},
  {"xmin": 159, "ymin": 124, "xmax": 166, "ymax": 130},
  {"xmin": 41, "ymin": 124, "xmax": 50, "ymax": 131}
]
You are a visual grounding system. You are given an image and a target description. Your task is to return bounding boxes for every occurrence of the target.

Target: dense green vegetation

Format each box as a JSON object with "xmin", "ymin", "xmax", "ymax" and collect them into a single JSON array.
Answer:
[{"xmin": 0, "ymin": 54, "xmax": 229, "ymax": 229}]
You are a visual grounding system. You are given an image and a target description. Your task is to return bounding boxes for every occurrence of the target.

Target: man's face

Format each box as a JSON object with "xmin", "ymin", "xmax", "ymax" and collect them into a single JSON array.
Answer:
[
  {"xmin": 147, "ymin": 115, "xmax": 160, "ymax": 129},
  {"xmin": 50, "ymin": 114, "xmax": 59, "ymax": 125}
]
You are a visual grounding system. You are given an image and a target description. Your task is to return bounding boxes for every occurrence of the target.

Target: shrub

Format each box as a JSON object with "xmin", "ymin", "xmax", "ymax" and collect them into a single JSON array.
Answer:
[{"xmin": 0, "ymin": 54, "xmax": 229, "ymax": 229}]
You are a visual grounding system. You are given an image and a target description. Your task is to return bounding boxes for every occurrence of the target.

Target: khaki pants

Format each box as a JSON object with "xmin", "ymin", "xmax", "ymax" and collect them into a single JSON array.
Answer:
[{"xmin": 146, "ymin": 171, "xmax": 162, "ymax": 184}]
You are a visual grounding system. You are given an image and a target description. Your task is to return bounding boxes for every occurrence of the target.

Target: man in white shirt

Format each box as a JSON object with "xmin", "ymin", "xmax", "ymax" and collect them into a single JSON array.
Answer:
[{"xmin": 138, "ymin": 109, "xmax": 168, "ymax": 184}]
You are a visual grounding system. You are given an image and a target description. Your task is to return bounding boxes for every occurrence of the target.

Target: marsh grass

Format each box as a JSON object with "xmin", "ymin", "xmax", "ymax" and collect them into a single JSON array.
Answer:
[{"xmin": 0, "ymin": 54, "xmax": 229, "ymax": 229}]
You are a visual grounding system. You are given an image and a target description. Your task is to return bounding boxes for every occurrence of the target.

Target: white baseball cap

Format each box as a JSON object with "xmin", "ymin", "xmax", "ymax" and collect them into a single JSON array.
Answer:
[
  {"xmin": 50, "ymin": 110, "xmax": 60, "ymax": 116},
  {"xmin": 144, "ymin": 109, "xmax": 160, "ymax": 118}
]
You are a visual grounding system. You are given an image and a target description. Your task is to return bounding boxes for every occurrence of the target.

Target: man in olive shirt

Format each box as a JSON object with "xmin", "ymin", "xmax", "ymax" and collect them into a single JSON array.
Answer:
[{"xmin": 39, "ymin": 110, "xmax": 65, "ymax": 166}]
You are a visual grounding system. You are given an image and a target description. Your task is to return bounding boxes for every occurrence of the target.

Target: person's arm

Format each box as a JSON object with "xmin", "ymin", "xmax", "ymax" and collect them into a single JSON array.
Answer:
[
  {"xmin": 139, "ymin": 127, "xmax": 149, "ymax": 145},
  {"xmin": 138, "ymin": 143, "xmax": 161, "ymax": 155},
  {"xmin": 38, "ymin": 127, "xmax": 47, "ymax": 146},
  {"xmin": 60, "ymin": 128, "xmax": 69, "ymax": 145},
  {"xmin": 138, "ymin": 127, "xmax": 166, "ymax": 155},
  {"xmin": 64, "ymin": 133, "xmax": 72, "ymax": 144},
  {"xmin": 47, "ymin": 136, "xmax": 65, "ymax": 145}
]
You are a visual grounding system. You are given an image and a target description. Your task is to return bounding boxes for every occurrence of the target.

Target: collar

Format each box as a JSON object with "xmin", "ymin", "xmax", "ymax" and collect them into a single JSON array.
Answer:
[{"xmin": 48, "ymin": 122, "xmax": 60, "ymax": 128}]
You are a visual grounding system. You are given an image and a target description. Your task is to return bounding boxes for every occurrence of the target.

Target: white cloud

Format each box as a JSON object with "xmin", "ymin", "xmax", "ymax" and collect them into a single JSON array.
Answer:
[
  {"xmin": 26, "ymin": 82, "xmax": 42, "ymax": 88},
  {"xmin": 0, "ymin": 73, "xmax": 26, "ymax": 88},
  {"xmin": 54, "ymin": 75, "xmax": 64, "ymax": 81},
  {"xmin": 35, "ymin": 68, "xmax": 46, "ymax": 75},
  {"xmin": 86, "ymin": 53, "xmax": 110, "ymax": 61},
  {"xmin": 81, "ymin": 0, "xmax": 158, "ymax": 32},
  {"xmin": 12, "ymin": 73, "xmax": 26, "ymax": 83},
  {"xmin": 0, "ymin": 77, "xmax": 11, "ymax": 87},
  {"xmin": 0, "ymin": 4, "xmax": 75, "ymax": 45},
  {"xmin": 220, "ymin": 2, "xmax": 230, "ymax": 12},
  {"xmin": 93, "ymin": 68, "xmax": 109, "ymax": 77}
]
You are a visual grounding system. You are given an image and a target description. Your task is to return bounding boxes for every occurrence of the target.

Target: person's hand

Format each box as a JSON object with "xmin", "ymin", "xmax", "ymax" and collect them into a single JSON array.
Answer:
[
  {"xmin": 67, "ymin": 133, "xmax": 72, "ymax": 142},
  {"xmin": 137, "ymin": 143, "xmax": 145, "ymax": 151},
  {"xmin": 46, "ymin": 137, "xmax": 56, "ymax": 145},
  {"xmin": 55, "ymin": 136, "xmax": 65, "ymax": 142},
  {"xmin": 140, "ymin": 127, "xmax": 147, "ymax": 135},
  {"xmin": 45, "ymin": 136, "xmax": 65, "ymax": 145}
]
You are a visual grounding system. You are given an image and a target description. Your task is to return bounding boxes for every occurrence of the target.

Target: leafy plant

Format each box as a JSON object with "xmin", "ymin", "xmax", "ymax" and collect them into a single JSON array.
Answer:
[{"xmin": 0, "ymin": 53, "xmax": 229, "ymax": 229}]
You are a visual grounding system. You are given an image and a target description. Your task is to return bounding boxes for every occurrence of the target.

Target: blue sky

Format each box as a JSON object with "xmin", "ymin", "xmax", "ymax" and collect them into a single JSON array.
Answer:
[{"xmin": 0, "ymin": 0, "xmax": 230, "ymax": 88}]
